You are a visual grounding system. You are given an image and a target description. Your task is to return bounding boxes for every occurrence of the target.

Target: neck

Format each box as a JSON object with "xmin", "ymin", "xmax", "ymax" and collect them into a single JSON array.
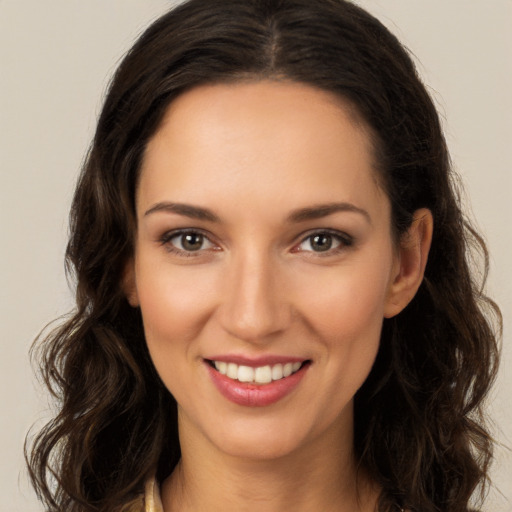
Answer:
[{"xmin": 161, "ymin": 408, "xmax": 379, "ymax": 512}]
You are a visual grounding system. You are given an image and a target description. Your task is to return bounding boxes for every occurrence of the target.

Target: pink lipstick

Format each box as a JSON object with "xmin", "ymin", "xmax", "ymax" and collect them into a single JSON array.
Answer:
[{"xmin": 205, "ymin": 357, "xmax": 310, "ymax": 407}]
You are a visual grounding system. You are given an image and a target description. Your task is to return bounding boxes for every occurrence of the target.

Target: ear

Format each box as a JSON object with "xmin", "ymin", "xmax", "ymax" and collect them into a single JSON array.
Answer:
[
  {"xmin": 384, "ymin": 208, "xmax": 433, "ymax": 318},
  {"xmin": 122, "ymin": 258, "xmax": 139, "ymax": 307}
]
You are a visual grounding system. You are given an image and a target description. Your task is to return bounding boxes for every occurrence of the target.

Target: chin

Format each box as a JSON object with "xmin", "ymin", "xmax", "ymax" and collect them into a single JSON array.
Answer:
[{"xmin": 211, "ymin": 425, "xmax": 309, "ymax": 461}]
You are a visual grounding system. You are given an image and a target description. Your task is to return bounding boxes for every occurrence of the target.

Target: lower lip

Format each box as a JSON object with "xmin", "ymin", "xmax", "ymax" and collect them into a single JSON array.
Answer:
[{"xmin": 206, "ymin": 362, "xmax": 309, "ymax": 407}]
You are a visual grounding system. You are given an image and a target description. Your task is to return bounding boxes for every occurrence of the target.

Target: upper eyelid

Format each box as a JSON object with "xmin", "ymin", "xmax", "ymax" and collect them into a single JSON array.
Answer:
[
  {"xmin": 157, "ymin": 227, "xmax": 353, "ymax": 251},
  {"xmin": 160, "ymin": 227, "xmax": 215, "ymax": 241},
  {"xmin": 295, "ymin": 228, "xmax": 353, "ymax": 243},
  {"xmin": 159, "ymin": 228, "xmax": 220, "ymax": 250},
  {"xmin": 158, "ymin": 229, "xmax": 220, "ymax": 258},
  {"xmin": 292, "ymin": 229, "xmax": 354, "ymax": 253}
]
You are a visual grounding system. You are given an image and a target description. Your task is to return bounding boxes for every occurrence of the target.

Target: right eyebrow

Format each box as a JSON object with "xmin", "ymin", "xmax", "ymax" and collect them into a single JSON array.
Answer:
[
  {"xmin": 143, "ymin": 202, "xmax": 220, "ymax": 222},
  {"xmin": 287, "ymin": 202, "xmax": 372, "ymax": 225}
]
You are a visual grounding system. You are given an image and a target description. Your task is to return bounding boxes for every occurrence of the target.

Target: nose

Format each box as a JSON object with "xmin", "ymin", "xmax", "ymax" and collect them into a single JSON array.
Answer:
[{"xmin": 218, "ymin": 250, "xmax": 292, "ymax": 344}]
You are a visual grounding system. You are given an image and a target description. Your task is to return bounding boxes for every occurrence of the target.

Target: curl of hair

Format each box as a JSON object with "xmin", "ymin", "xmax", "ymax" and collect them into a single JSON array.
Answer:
[{"xmin": 26, "ymin": 1, "xmax": 501, "ymax": 511}]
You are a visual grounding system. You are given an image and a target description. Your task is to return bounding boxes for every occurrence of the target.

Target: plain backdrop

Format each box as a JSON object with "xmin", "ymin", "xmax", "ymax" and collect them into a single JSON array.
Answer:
[{"xmin": 1, "ymin": 1, "xmax": 510, "ymax": 511}]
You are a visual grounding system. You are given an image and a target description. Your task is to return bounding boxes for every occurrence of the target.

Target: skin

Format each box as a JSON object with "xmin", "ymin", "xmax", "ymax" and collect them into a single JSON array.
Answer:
[{"xmin": 125, "ymin": 80, "xmax": 432, "ymax": 512}]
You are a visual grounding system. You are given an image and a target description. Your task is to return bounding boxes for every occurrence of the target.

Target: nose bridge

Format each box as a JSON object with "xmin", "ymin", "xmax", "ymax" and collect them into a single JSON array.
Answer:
[{"xmin": 220, "ymin": 245, "xmax": 290, "ymax": 342}]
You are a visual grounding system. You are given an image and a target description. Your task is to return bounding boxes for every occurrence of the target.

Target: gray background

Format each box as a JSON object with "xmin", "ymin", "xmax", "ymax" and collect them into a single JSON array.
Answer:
[{"xmin": 1, "ymin": 1, "xmax": 510, "ymax": 510}]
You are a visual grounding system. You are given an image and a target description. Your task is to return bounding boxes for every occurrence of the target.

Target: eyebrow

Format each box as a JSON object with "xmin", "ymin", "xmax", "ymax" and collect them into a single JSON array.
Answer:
[
  {"xmin": 144, "ymin": 202, "xmax": 220, "ymax": 222},
  {"xmin": 287, "ymin": 202, "xmax": 372, "ymax": 224},
  {"xmin": 144, "ymin": 201, "xmax": 371, "ymax": 224}
]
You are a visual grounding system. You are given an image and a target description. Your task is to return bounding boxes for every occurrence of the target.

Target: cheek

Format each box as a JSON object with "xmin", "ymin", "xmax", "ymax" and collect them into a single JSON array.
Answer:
[
  {"xmin": 134, "ymin": 262, "xmax": 218, "ymax": 407},
  {"xmin": 298, "ymin": 250, "xmax": 394, "ymax": 392},
  {"xmin": 314, "ymin": 285, "xmax": 384, "ymax": 385},
  {"xmin": 136, "ymin": 259, "xmax": 214, "ymax": 335},
  {"xmin": 134, "ymin": 260, "xmax": 220, "ymax": 387},
  {"xmin": 304, "ymin": 258, "xmax": 392, "ymax": 342}
]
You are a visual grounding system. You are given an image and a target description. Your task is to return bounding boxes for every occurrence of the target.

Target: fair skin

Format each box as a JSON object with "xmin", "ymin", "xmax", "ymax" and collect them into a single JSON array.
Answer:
[{"xmin": 125, "ymin": 80, "xmax": 432, "ymax": 512}]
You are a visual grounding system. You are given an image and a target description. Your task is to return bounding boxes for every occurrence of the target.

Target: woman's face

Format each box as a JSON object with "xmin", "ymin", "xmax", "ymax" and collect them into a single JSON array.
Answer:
[{"xmin": 128, "ymin": 80, "xmax": 404, "ymax": 460}]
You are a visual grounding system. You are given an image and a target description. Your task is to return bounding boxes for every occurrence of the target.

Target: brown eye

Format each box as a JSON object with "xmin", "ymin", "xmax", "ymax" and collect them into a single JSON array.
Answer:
[
  {"xmin": 310, "ymin": 234, "xmax": 333, "ymax": 252},
  {"xmin": 296, "ymin": 231, "xmax": 353, "ymax": 254},
  {"xmin": 181, "ymin": 233, "xmax": 204, "ymax": 251},
  {"xmin": 165, "ymin": 231, "xmax": 216, "ymax": 253}
]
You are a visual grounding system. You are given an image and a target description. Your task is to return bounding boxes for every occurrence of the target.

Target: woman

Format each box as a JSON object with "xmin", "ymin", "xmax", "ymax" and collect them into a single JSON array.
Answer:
[{"xmin": 26, "ymin": 0, "xmax": 501, "ymax": 511}]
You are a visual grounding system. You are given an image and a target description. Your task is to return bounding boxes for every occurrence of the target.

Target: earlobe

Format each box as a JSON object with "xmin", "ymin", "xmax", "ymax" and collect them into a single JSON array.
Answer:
[
  {"xmin": 122, "ymin": 258, "xmax": 139, "ymax": 307},
  {"xmin": 384, "ymin": 208, "xmax": 433, "ymax": 318}
]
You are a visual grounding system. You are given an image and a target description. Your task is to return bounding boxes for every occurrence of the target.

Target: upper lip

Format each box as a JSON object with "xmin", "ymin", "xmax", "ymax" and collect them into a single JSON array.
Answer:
[{"xmin": 205, "ymin": 354, "xmax": 308, "ymax": 367}]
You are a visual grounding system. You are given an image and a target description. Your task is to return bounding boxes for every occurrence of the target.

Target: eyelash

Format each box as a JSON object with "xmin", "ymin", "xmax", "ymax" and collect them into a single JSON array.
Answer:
[
  {"xmin": 159, "ymin": 229, "xmax": 218, "ymax": 257},
  {"xmin": 293, "ymin": 229, "xmax": 354, "ymax": 256},
  {"xmin": 158, "ymin": 229, "xmax": 354, "ymax": 257}
]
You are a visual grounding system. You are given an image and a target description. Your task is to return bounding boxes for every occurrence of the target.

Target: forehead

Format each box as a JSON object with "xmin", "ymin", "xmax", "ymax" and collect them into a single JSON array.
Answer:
[{"xmin": 138, "ymin": 80, "xmax": 386, "ymax": 220}]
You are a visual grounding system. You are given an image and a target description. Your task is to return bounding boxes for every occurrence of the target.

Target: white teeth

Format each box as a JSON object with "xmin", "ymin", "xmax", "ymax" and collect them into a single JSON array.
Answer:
[
  {"xmin": 227, "ymin": 363, "xmax": 238, "ymax": 379},
  {"xmin": 237, "ymin": 365, "xmax": 254, "ymax": 382},
  {"xmin": 283, "ymin": 363, "xmax": 293, "ymax": 377},
  {"xmin": 215, "ymin": 361, "xmax": 227, "ymax": 375},
  {"xmin": 212, "ymin": 360, "xmax": 304, "ymax": 384},
  {"xmin": 271, "ymin": 363, "xmax": 283, "ymax": 381},
  {"xmin": 254, "ymin": 365, "xmax": 272, "ymax": 384}
]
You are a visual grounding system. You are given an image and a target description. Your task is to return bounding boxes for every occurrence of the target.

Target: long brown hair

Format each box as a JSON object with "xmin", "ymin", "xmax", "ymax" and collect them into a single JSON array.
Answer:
[{"xmin": 26, "ymin": 1, "xmax": 501, "ymax": 511}]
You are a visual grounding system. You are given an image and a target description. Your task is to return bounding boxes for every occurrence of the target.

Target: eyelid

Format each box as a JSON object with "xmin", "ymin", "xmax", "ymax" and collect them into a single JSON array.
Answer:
[
  {"xmin": 157, "ymin": 227, "xmax": 353, "ymax": 257},
  {"xmin": 159, "ymin": 228, "xmax": 220, "ymax": 255},
  {"xmin": 292, "ymin": 228, "xmax": 354, "ymax": 254}
]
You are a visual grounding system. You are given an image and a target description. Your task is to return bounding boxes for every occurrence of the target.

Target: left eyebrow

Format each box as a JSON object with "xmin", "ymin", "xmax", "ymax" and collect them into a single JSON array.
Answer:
[{"xmin": 287, "ymin": 202, "xmax": 372, "ymax": 225}]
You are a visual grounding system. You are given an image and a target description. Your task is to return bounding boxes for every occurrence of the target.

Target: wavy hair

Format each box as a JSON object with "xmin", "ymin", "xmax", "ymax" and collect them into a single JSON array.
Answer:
[{"xmin": 26, "ymin": 1, "xmax": 501, "ymax": 511}]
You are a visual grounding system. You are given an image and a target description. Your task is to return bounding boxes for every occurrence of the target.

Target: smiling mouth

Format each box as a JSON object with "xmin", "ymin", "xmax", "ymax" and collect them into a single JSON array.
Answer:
[{"xmin": 206, "ymin": 360, "xmax": 310, "ymax": 385}]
